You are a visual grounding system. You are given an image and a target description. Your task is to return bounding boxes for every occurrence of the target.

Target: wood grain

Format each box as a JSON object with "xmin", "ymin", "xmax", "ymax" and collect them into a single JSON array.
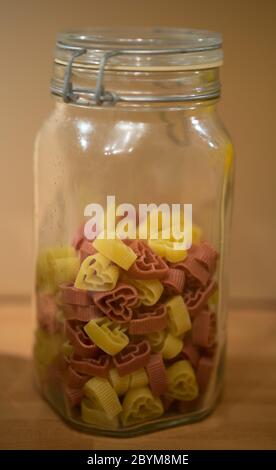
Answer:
[{"xmin": 0, "ymin": 303, "xmax": 275, "ymax": 449}]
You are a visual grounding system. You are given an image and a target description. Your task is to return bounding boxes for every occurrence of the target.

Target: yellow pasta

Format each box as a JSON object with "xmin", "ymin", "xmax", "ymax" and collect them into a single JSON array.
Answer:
[
  {"xmin": 208, "ymin": 288, "xmax": 219, "ymax": 308},
  {"xmin": 161, "ymin": 333, "xmax": 183, "ymax": 359},
  {"xmin": 126, "ymin": 278, "xmax": 163, "ymax": 306},
  {"xmin": 109, "ymin": 368, "xmax": 130, "ymax": 396},
  {"xmin": 74, "ymin": 253, "xmax": 119, "ymax": 291},
  {"xmin": 36, "ymin": 251, "xmax": 57, "ymax": 291},
  {"xmin": 81, "ymin": 398, "xmax": 119, "ymax": 429},
  {"xmin": 148, "ymin": 329, "xmax": 182, "ymax": 359},
  {"xmin": 138, "ymin": 207, "xmax": 186, "ymax": 238},
  {"xmin": 148, "ymin": 238, "xmax": 187, "ymax": 263},
  {"xmin": 84, "ymin": 317, "xmax": 129, "ymax": 356},
  {"xmin": 166, "ymin": 360, "xmax": 199, "ymax": 401},
  {"xmin": 33, "ymin": 328, "xmax": 62, "ymax": 366},
  {"xmin": 108, "ymin": 367, "xmax": 148, "ymax": 397},
  {"xmin": 148, "ymin": 330, "xmax": 166, "ymax": 351},
  {"xmin": 34, "ymin": 328, "xmax": 63, "ymax": 382},
  {"xmin": 84, "ymin": 377, "xmax": 122, "ymax": 419},
  {"xmin": 61, "ymin": 340, "xmax": 74, "ymax": 358},
  {"xmin": 165, "ymin": 295, "xmax": 192, "ymax": 337},
  {"xmin": 36, "ymin": 245, "xmax": 79, "ymax": 293},
  {"xmin": 93, "ymin": 233, "xmax": 137, "ymax": 270},
  {"xmin": 121, "ymin": 386, "xmax": 164, "ymax": 427},
  {"xmin": 148, "ymin": 222, "xmax": 202, "ymax": 257},
  {"xmin": 54, "ymin": 257, "xmax": 80, "ymax": 286},
  {"xmin": 139, "ymin": 206, "xmax": 201, "ymax": 252},
  {"xmin": 192, "ymin": 224, "xmax": 202, "ymax": 245},
  {"xmin": 129, "ymin": 368, "xmax": 149, "ymax": 389}
]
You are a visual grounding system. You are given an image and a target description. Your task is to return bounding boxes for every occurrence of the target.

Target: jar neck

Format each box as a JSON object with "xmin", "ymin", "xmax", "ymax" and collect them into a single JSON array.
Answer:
[{"xmin": 51, "ymin": 63, "xmax": 221, "ymax": 108}]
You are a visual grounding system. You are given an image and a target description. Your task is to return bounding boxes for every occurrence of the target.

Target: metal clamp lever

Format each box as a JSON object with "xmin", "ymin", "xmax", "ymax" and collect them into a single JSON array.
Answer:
[
  {"xmin": 60, "ymin": 43, "xmax": 122, "ymax": 105},
  {"xmin": 62, "ymin": 46, "xmax": 87, "ymax": 103}
]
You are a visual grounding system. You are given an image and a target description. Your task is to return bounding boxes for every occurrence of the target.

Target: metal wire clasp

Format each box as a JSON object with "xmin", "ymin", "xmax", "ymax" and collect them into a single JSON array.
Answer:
[
  {"xmin": 61, "ymin": 44, "xmax": 121, "ymax": 105},
  {"xmin": 94, "ymin": 50, "xmax": 121, "ymax": 105},
  {"xmin": 62, "ymin": 46, "xmax": 87, "ymax": 103}
]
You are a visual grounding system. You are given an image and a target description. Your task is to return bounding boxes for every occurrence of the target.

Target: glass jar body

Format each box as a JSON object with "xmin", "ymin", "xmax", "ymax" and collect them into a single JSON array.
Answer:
[{"xmin": 34, "ymin": 98, "xmax": 233, "ymax": 436}]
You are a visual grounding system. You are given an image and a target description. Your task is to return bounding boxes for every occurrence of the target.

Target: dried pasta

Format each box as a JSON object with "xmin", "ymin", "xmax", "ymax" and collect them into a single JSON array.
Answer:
[{"xmin": 84, "ymin": 317, "xmax": 129, "ymax": 356}]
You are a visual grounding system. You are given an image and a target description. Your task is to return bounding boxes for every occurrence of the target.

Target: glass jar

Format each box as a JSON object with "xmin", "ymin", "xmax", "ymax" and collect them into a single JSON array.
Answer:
[{"xmin": 34, "ymin": 28, "xmax": 233, "ymax": 436}]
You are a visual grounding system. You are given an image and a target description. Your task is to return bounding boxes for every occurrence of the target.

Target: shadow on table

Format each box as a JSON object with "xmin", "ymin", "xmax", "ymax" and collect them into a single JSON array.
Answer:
[
  {"xmin": 0, "ymin": 353, "xmax": 39, "ymax": 402},
  {"xmin": 0, "ymin": 354, "xmax": 69, "ymax": 449}
]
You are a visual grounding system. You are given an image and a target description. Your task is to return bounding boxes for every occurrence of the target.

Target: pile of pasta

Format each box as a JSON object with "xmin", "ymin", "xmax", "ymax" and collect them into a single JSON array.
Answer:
[{"xmin": 35, "ymin": 226, "xmax": 218, "ymax": 429}]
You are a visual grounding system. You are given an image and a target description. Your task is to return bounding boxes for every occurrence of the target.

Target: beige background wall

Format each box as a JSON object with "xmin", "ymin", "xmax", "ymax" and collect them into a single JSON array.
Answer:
[{"xmin": 1, "ymin": 0, "xmax": 275, "ymax": 303}]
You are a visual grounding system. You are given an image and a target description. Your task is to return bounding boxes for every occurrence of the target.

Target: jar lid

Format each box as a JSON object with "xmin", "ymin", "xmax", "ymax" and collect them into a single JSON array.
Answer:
[{"xmin": 55, "ymin": 27, "xmax": 223, "ymax": 72}]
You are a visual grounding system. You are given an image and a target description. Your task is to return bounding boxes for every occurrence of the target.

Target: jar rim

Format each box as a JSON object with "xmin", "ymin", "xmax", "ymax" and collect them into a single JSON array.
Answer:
[
  {"xmin": 52, "ymin": 28, "xmax": 222, "ymax": 106},
  {"xmin": 55, "ymin": 27, "xmax": 223, "ymax": 71}
]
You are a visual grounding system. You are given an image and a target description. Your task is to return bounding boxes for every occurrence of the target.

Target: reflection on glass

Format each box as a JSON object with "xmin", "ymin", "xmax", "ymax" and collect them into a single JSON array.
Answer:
[
  {"xmin": 191, "ymin": 116, "xmax": 216, "ymax": 149},
  {"xmin": 76, "ymin": 120, "xmax": 94, "ymax": 151},
  {"xmin": 104, "ymin": 121, "xmax": 145, "ymax": 156}
]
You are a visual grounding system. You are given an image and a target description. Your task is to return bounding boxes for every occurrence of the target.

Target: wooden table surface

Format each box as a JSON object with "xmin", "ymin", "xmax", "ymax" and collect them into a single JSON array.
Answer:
[{"xmin": 0, "ymin": 303, "xmax": 275, "ymax": 450}]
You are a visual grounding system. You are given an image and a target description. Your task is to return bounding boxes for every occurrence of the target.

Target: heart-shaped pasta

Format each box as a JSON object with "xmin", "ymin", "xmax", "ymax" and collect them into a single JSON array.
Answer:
[
  {"xmin": 84, "ymin": 317, "xmax": 129, "ymax": 356},
  {"xmin": 92, "ymin": 283, "xmax": 138, "ymax": 323},
  {"xmin": 127, "ymin": 240, "xmax": 169, "ymax": 279},
  {"xmin": 121, "ymin": 386, "xmax": 164, "ymax": 426},
  {"xmin": 75, "ymin": 253, "xmax": 120, "ymax": 292},
  {"xmin": 125, "ymin": 278, "xmax": 163, "ymax": 306},
  {"xmin": 166, "ymin": 360, "xmax": 198, "ymax": 401},
  {"xmin": 113, "ymin": 340, "xmax": 151, "ymax": 376}
]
